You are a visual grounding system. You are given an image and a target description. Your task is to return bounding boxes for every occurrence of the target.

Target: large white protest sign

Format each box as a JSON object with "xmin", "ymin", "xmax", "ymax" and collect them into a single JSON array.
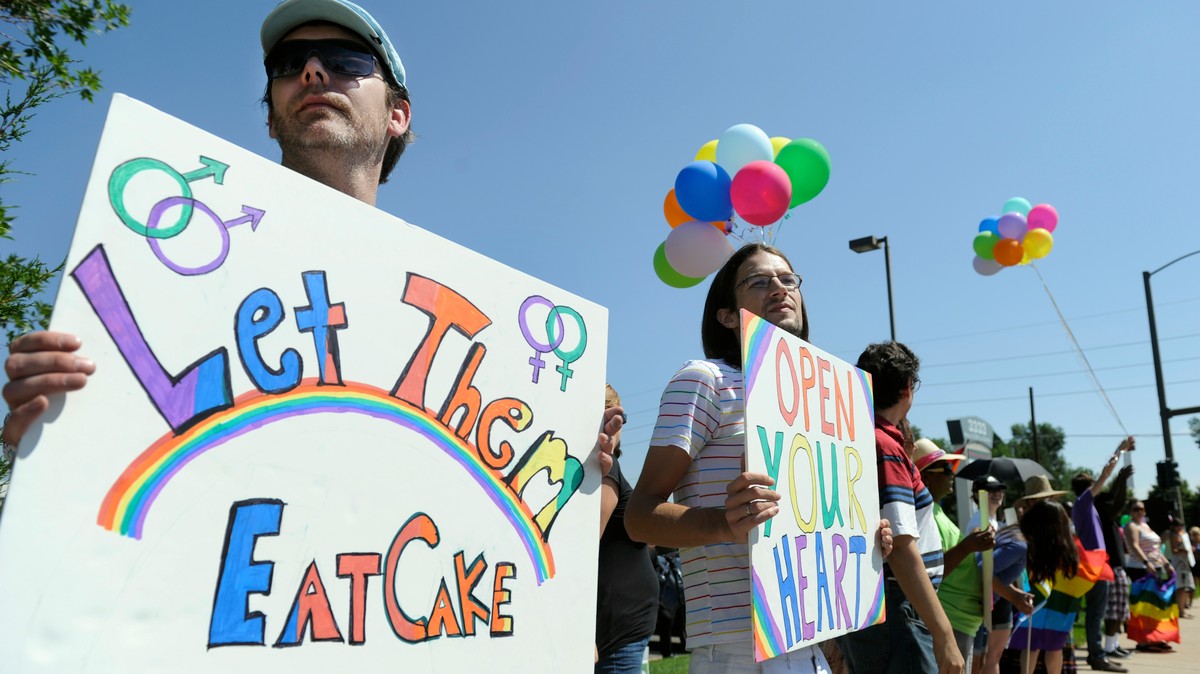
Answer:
[
  {"xmin": 0, "ymin": 95, "xmax": 607, "ymax": 673},
  {"xmin": 740, "ymin": 309, "xmax": 883, "ymax": 661}
]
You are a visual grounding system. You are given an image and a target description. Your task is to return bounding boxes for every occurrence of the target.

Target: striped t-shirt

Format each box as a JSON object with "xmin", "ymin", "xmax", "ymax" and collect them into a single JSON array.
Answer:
[
  {"xmin": 650, "ymin": 359, "xmax": 749, "ymax": 648},
  {"xmin": 876, "ymin": 418, "xmax": 944, "ymax": 587}
]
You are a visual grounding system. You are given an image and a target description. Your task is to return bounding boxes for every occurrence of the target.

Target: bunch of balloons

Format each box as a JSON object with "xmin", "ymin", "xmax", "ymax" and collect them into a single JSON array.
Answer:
[
  {"xmin": 655, "ymin": 123, "xmax": 831, "ymax": 288},
  {"xmin": 971, "ymin": 197, "xmax": 1059, "ymax": 276}
]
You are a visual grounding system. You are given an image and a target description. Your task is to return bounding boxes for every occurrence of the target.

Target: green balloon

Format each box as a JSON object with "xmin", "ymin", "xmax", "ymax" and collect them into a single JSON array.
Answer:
[
  {"xmin": 653, "ymin": 243, "xmax": 704, "ymax": 288},
  {"xmin": 973, "ymin": 232, "xmax": 999, "ymax": 260},
  {"xmin": 774, "ymin": 138, "xmax": 831, "ymax": 207}
]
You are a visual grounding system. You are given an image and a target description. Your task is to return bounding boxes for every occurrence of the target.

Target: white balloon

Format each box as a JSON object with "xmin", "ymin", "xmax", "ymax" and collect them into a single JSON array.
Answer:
[
  {"xmin": 665, "ymin": 221, "xmax": 735, "ymax": 277},
  {"xmin": 715, "ymin": 123, "xmax": 774, "ymax": 178},
  {"xmin": 972, "ymin": 256, "xmax": 1003, "ymax": 276}
]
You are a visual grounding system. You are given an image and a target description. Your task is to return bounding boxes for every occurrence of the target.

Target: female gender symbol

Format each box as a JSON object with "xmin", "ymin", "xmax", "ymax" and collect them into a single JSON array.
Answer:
[
  {"xmin": 545, "ymin": 305, "xmax": 587, "ymax": 392},
  {"xmin": 519, "ymin": 296, "xmax": 565, "ymax": 384}
]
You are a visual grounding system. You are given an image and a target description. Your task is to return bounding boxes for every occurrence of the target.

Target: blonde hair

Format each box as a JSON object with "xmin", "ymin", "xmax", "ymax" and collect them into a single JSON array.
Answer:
[{"xmin": 605, "ymin": 384, "xmax": 621, "ymax": 410}]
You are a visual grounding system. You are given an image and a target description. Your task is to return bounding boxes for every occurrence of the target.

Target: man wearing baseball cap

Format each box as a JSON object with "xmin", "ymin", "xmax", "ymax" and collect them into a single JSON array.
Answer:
[
  {"xmin": 260, "ymin": 0, "xmax": 413, "ymax": 203},
  {"xmin": 3, "ymin": 0, "xmax": 415, "ymax": 447},
  {"xmin": 1, "ymin": 1, "xmax": 623, "ymax": 512}
]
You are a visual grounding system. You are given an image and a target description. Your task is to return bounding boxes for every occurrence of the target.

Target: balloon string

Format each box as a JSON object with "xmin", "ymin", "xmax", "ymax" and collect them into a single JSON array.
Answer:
[{"xmin": 1030, "ymin": 262, "xmax": 1130, "ymax": 435}]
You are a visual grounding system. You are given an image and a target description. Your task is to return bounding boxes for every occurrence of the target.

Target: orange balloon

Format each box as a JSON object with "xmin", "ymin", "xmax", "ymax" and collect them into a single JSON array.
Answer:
[
  {"xmin": 664, "ymin": 189, "xmax": 691, "ymax": 227},
  {"xmin": 993, "ymin": 238, "xmax": 1023, "ymax": 266}
]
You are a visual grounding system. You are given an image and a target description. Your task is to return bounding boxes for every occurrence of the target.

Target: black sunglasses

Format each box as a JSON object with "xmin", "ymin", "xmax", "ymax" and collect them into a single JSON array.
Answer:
[
  {"xmin": 926, "ymin": 463, "xmax": 956, "ymax": 476},
  {"xmin": 265, "ymin": 39, "xmax": 378, "ymax": 80}
]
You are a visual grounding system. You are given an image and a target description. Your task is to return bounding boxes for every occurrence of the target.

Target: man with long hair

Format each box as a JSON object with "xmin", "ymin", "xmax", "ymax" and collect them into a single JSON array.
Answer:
[{"xmin": 627, "ymin": 243, "xmax": 892, "ymax": 673}]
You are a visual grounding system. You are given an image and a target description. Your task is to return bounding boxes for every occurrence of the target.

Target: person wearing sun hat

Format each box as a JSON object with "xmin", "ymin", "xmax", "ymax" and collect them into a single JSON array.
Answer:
[
  {"xmin": 914, "ymin": 438, "xmax": 996, "ymax": 672},
  {"xmin": 1015, "ymin": 475, "xmax": 1067, "ymax": 512}
]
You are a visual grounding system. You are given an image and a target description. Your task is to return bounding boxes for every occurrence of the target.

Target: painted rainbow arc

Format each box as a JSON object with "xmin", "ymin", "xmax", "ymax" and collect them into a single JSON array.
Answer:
[{"xmin": 96, "ymin": 380, "xmax": 556, "ymax": 584}]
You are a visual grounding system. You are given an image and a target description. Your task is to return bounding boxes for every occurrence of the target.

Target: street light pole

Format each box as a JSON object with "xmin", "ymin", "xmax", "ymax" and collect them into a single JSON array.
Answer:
[
  {"xmin": 849, "ymin": 235, "xmax": 896, "ymax": 342},
  {"xmin": 1143, "ymin": 249, "xmax": 1200, "ymax": 525},
  {"xmin": 1144, "ymin": 271, "xmax": 1172, "ymax": 465}
]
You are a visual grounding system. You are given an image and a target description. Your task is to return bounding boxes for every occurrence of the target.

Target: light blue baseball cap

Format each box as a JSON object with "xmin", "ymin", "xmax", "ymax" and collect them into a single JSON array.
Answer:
[{"xmin": 261, "ymin": 0, "xmax": 406, "ymax": 89}]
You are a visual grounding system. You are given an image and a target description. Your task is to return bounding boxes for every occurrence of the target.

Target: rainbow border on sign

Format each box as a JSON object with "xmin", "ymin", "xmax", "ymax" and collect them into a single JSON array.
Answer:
[
  {"xmin": 859, "ymin": 574, "xmax": 886, "ymax": 628},
  {"xmin": 96, "ymin": 380, "xmax": 555, "ymax": 584},
  {"xmin": 751, "ymin": 569, "xmax": 787, "ymax": 661},
  {"xmin": 741, "ymin": 311, "xmax": 776, "ymax": 400}
]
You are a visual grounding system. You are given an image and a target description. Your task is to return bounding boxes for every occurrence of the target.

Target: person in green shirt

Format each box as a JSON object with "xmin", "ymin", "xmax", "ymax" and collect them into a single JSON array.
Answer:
[{"xmin": 912, "ymin": 439, "xmax": 996, "ymax": 672}]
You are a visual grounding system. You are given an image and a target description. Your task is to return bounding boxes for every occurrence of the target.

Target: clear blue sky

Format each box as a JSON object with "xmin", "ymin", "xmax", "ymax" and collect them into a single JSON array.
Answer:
[{"xmin": 4, "ymin": 1, "xmax": 1199, "ymax": 497}]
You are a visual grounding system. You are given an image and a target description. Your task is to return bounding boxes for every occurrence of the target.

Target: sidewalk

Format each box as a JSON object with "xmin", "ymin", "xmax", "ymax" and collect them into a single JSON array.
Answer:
[{"xmin": 1077, "ymin": 614, "xmax": 1199, "ymax": 674}]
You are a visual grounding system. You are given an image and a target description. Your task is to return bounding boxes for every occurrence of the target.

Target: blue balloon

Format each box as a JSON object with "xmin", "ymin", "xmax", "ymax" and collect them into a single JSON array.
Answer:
[
  {"xmin": 674, "ymin": 161, "xmax": 733, "ymax": 223},
  {"xmin": 978, "ymin": 217, "xmax": 1000, "ymax": 237}
]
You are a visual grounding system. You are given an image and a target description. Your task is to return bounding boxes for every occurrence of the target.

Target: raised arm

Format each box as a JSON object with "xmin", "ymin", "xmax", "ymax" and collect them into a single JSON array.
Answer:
[
  {"xmin": 1109, "ymin": 465, "xmax": 1133, "ymax": 514},
  {"xmin": 1091, "ymin": 436, "xmax": 1132, "ymax": 497}
]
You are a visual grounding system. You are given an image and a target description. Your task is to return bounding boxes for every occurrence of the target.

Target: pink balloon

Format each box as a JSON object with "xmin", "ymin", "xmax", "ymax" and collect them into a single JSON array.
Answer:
[
  {"xmin": 729, "ymin": 160, "xmax": 792, "ymax": 226},
  {"xmin": 1027, "ymin": 204, "xmax": 1058, "ymax": 233}
]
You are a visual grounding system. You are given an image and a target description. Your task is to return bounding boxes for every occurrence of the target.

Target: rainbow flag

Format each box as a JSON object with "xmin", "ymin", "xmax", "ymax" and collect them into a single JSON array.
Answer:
[
  {"xmin": 1010, "ymin": 543, "xmax": 1104, "ymax": 651},
  {"xmin": 1127, "ymin": 572, "xmax": 1180, "ymax": 644}
]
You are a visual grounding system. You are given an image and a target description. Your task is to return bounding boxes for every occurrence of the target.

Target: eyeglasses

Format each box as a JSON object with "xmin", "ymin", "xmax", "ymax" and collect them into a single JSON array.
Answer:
[
  {"xmin": 735, "ymin": 273, "xmax": 803, "ymax": 291},
  {"xmin": 265, "ymin": 39, "xmax": 378, "ymax": 80},
  {"xmin": 925, "ymin": 464, "xmax": 956, "ymax": 476}
]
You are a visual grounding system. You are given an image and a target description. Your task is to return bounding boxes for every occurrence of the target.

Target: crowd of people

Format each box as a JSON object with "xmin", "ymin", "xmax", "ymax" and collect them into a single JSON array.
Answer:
[{"xmin": 0, "ymin": 2, "xmax": 1195, "ymax": 674}]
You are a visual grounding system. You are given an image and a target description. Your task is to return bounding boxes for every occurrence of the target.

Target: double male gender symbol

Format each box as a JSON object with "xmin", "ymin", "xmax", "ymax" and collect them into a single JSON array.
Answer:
[
  {"xmin": 519, "ymin": 296, "xmax": 588, "ymax": 392},
  {"xmin": 108, "ymin": 156, "xmax": 264, "ymax": 276}
]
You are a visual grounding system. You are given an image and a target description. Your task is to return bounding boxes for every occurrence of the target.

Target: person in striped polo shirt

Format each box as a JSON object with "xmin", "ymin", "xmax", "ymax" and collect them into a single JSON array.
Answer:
[
  {"xmin": 835, "ymin": 341, "xmax": 963, "ymax": 674},
  {"xmin": 627, "ymin": 243, "xmax": 893, "ymax": 674}
]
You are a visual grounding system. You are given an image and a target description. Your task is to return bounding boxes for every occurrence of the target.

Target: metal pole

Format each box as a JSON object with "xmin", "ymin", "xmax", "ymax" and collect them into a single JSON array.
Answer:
[
  {"xmin": 882, "ymin": 236, "xmax": 896, "ymax": 342},
  {"xmin": 1144, "ymin": 271, "xmax": 1174, "ymax": 464},
  {"xmin": 1144, "ymin": 270, "xmax": 1184, "ymax": 521},
  {"xmin": 1029, "ymin": 387, "xmax": 1039, "ymax": 464}
]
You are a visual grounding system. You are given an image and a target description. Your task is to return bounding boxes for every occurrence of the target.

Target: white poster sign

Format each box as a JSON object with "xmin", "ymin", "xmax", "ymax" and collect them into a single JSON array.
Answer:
[
  {"xmin": 741, "ymin": 309, "xmax": 883, "ymax": 661},
  {"xmin": 0, "ymin": 95, "xmax": 607, "ymax": 673}
]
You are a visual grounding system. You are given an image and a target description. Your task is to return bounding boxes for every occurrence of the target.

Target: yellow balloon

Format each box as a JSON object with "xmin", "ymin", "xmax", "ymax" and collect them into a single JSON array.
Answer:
[
  {"xmin": 1024, "ymin": 229, "xmax": 1054, "ymax": 258},
  {"xmin": 1018, "ymin": 250, "xmax": 1031, "ymax": 266},
  {"xmin": 770, "ymin": 136, "xmax": 791, "ymax": 157},
  {"xmin": 695, "ymin": 139, "xmax": 718, "ymax": 163}
]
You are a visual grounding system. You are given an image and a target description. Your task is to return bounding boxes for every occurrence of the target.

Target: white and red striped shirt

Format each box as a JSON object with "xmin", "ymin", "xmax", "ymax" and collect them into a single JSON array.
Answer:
[{"xmin": 650, "ymin": 359, "xmax": 750, "ymax": 648}]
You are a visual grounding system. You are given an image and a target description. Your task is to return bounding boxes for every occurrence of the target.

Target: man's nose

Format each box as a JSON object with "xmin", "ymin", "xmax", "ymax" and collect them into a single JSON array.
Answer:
[{"xmin": 299, "ymin": 53, "xmax": 329, "ymax": 85}]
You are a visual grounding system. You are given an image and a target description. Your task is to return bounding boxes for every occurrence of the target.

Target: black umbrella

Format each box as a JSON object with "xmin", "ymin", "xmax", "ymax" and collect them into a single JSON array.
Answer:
[{"xmin": 954, "ymin": 456, "xmax": 1051, "ymax": 484}]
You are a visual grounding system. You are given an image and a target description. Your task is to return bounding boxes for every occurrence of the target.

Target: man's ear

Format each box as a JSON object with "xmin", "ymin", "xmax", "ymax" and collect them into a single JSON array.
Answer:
[
  {"xmin": 267, "ymin": 96, "xmax": 278, "ymax": 139},
  {"xmin": 388, "ymin": 98, "xmax": 411, "ymax": 138},
  {"xmin": 716, "ymin": 307, "xmax": 739, "ymax": 330}
]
